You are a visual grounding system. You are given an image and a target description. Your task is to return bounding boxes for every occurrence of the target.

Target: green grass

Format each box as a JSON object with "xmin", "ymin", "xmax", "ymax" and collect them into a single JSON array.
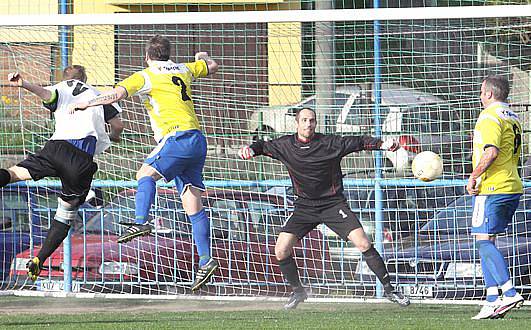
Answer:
[{"xmin": 0, "ymin": 297, "xmax": 529, "ymax": 329}]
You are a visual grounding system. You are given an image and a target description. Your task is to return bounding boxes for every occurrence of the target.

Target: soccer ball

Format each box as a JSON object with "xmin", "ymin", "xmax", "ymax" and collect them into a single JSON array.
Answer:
[{"xmin": 411, "ymin": 151, "xmax": 443, "ymax": 182}]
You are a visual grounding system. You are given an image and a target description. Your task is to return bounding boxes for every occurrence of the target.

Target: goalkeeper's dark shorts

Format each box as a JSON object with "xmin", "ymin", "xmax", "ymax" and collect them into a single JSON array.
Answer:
[
  {"xmin": 18, "ymin": 140, "xmax": 97, "ymax": 203},
  {"xmin": 281, "ymin": 199, "xmax": 362, "ymax": 241}
]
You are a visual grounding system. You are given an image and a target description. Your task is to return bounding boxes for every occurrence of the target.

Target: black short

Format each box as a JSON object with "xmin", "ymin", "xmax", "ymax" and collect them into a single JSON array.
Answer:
[
  {"xmin": 18, "ymin": 140, "xmax": 98, "ymax": 203},
  {"xmin": 281, "ymin": 200, "xmax": 362, "ymax": 241}
]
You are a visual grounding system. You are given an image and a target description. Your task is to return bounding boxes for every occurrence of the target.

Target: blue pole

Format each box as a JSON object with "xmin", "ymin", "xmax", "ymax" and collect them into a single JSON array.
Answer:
[
  {"xmin": 63, "ymin": 227, "xmax": 73, "ymax": 293},
  {"xmin": 373, "ymin": 0, "xmax": 384, "ymax": 299},
  {"xmin": 60, "ymin": 0, "xmax": 68, "ymax": 70},
  {"xmin": 59, "ymin": 0, "xmax": 72, "ymax": 293}
]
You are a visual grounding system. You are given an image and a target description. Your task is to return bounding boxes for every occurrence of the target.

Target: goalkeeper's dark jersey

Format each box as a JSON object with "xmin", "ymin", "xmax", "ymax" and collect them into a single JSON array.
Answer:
[{"xmin": 249, "ymin": 133, "xmax": 382, "ymax": 206}]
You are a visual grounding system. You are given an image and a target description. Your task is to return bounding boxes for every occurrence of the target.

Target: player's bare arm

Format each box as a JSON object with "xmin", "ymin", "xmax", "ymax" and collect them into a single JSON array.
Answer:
[
  {"xmin": 467, "ymin": 146, "xmax": 499, "ymax": 195},
  {"xmin": 8, "ymin": 72, "xmax": 52, "ymax": 101},
  {"xmin": 69, "ymin": 86, "xmax": 127, "ymax": 113},
  {"xmin": 195, "ymin": 52, "xmax": 219, "ymax": 75}
]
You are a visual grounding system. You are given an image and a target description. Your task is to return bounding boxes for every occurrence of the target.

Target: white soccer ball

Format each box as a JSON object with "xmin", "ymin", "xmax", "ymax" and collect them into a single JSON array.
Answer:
[{"xmin": 411, "ymin": 151, "xmax": 443, "ymax": 182}]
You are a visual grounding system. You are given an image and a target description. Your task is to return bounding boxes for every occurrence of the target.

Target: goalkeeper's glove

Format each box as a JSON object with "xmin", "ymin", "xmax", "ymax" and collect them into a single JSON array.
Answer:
[
  {"xmin": 238, "ymin": 146, "xmax": 255, "ymax": 160},
  {"xmin": 380, "ymin": 138, "xmax": 400, "ymax": 152}
]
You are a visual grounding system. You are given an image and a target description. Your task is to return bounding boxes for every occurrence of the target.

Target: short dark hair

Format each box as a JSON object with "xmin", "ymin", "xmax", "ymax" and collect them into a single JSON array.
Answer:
[
  {"xmin": 62, "ymin": 65, "xmax": 87, "ymax": 83},
  {"xmin": 146, "ymin": 35, "xmax": 171, "ymax": 61},
  {"xmin": 483, "ymin": 75, "xmax": 510, "ymax": 102},
  {"xmin": 295, "ymin": 107, "xmax": 316, "ymax": 121}
]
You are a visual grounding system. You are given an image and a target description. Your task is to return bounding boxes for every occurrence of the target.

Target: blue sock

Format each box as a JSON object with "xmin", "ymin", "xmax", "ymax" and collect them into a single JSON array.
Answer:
[
  {"xmin": 477, "ymin": 241, "xmax": 499, "ymax": 302},
  {"xmin": 135, "ymin": 176, "xmax": 156, "ymax": 224},
  {"xmin": 477, "ymin": 240, "xmax": 511, "ymax": 290},
  {"xmin": 189, "ymin": 209, "xmax": 211, "ymax": 267}
]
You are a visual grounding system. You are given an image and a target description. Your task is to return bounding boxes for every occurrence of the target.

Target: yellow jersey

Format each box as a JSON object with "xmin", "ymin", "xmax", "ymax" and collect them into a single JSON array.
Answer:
[
  {"xmin": 472, "ymin": 102, "xmax": 523, "ymax": 194},
  {"xmin": 117, "ymin": 59, "xmax": 208, "ymax": 141}
]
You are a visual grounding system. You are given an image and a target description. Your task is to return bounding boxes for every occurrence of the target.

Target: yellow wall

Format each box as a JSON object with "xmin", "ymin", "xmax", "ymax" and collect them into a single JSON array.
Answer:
[
  {"xmin": 0, "ymin": 0, "xmax": 57, "ymax": 15},
  {"xmin": 267, "ymin": 0, "xmax": 301, "ymax": 105},
  {"xmin": 0, "ymin": 0, "xmax": 57, "ymax": 43},
  {"xmin": 73, "ymin": 1, "xmax": 127, "ymax": 86},
  {"xmin": 268, "ymin": 22, "xmax": 301, "ymax": 106},
  {"xmin": 107, "ymin": 0, "xmax": 285, "ymax": 5}
]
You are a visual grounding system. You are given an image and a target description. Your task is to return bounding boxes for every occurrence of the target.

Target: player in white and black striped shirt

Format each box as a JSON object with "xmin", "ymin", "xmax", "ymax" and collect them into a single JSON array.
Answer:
[{"xmin": 1, "ymin": 65, "xmax": 124, "ymax": 281}]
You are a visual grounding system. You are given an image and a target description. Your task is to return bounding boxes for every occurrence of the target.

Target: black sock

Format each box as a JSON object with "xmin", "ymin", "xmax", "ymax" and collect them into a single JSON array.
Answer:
[
  {"xmin": 0, "ymin": 169, "xmax": 11, "ymax": 188},
  {"xmin": 37, "ymin": 220, "xmax": 70, "ymax": 264},
  {"xmin": 362, "ymin": 245, "xmax": 394, "ymax": 293},
  {"xmin": 278, "ymin": 256, "xmax": 303, "ymax": 291}
]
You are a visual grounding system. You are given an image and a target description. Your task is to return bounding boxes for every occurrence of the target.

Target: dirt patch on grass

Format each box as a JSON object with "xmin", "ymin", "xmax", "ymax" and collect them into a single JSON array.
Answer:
[{"xmin": 0, "ymin": 296, "xmax": 285, "ymax": 315}]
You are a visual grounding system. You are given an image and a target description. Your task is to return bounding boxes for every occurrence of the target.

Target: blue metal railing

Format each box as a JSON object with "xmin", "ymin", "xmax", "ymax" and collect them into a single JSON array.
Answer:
[
  {"xmin": 11, "ymin": 178, "xmax": 500, "ymax": 189},
  {"xmin": 5, "ymin": 179, "xmax": 531, "ymax": 294}
]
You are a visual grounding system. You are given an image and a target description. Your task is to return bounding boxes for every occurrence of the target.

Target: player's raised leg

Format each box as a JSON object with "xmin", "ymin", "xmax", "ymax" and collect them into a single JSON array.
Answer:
[
  {"xmin": 118, "ymin": 165, "xmax": 160, "ymax": 243},
  {"xmin": 29, "ymin": 149, "xmax": 98, "ymax": 280},
  {"xmin": 0, "ymin": 166, "xmax": 32, "ymax": 188},
  {"xmin": 147, "ymin": 130, "xmax": 217, "ymax": 292},
  {"xmin": 28, "ymin": 197, "xmax": 80, "ymax": 280}
]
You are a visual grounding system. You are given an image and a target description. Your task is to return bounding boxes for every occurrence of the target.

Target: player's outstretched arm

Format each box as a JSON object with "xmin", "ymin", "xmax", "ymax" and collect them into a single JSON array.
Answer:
[
  {"xmin": 238, "ymin": 146, "xmax": 255, "ymax": 160},
  {"xmin": 8, "ymin": 72, "xmax": 52, "ymax": 102},
  {"xmin": 342, "ymin": 135, "xmax": 400, "ymax": 154},
  {"xmin": 195, "ymin": 52, "xmax": 219, "ymax": 75},
  {"xmin": 68, "ymin": 86, "xmax": 128, "ymax": 114},
  {"xmin": 380, "ymin": 138, "xmax": 401, "ymax": 152}
]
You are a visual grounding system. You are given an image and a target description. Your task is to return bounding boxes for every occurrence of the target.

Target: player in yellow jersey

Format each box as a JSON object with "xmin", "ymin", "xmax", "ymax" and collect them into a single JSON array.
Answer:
[
  {"xmin": 467, "ymin": 75, "xmax": 525, "ymax": 320},
  {"xmin": 70, "ymin": 35, "xmax": 219, "ymax": 291}
]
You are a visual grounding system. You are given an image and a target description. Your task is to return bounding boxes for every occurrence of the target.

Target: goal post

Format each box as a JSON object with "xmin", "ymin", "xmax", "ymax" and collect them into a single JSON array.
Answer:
[{"xmin": 0, "ymin": 4, "xmax": 530, "ymax": 303}]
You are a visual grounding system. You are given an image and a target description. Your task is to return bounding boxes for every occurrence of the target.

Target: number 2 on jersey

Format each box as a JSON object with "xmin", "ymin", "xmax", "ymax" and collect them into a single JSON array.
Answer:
[
  {"xmin": 513, "ymin": 123, "xmax": 521, "ymax": 154},
  {"xmin": 172, "ymin": 76, "xmax": 191, "ymax": 102}
]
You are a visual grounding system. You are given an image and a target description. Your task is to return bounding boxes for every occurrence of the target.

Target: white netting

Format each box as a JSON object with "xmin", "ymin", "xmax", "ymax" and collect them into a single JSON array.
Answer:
[{"xmin": 0, "ymin": 6, "xmax": 530, "ymax": 301}]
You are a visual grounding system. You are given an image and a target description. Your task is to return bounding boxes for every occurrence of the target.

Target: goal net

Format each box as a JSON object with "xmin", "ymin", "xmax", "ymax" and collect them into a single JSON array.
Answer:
[{"xmin": 0, "ymin": 4, "xmax": 530, "ymax": 302}]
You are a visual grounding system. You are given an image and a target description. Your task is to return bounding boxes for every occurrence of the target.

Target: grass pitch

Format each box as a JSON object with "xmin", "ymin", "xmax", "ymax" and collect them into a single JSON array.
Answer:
[{"xmin": 0, "ymin": 296, "xmax": 528, "ymax": 329}]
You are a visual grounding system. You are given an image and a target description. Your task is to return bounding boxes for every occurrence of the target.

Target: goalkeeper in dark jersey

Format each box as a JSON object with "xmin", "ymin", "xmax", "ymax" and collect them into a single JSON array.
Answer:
[{"xmin": 238, "ymin": 107, "xmax": 410, "ymax": 310}]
